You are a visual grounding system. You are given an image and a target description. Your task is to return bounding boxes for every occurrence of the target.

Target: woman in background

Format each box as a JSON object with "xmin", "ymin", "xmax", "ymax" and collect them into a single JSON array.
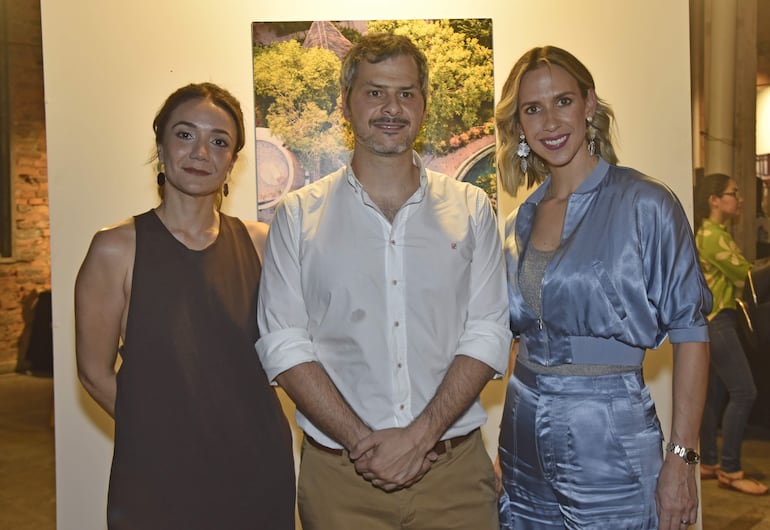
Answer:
[
  {"xmin": 694, "ymin": 173, "xmax": 767, "ymax": 496},
  {"xmin": 495, "ymin": 46, "xmax": 712, "ymax": 529},
  {"xmin": 75, "ymin": 83, "xmax": 295, "ymax": 529}
]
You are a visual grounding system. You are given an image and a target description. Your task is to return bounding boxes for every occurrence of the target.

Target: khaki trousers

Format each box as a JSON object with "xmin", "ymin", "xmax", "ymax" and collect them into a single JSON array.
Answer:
[{"xmin": 297, "ymin": 430, "xmax": 498, "ymax": 530}]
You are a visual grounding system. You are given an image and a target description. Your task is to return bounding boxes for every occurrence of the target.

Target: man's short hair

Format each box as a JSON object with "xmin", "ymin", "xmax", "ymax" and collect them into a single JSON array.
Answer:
[{"xmin": 340, "ymin": 32, "xmax": 429, "ymax": 104}]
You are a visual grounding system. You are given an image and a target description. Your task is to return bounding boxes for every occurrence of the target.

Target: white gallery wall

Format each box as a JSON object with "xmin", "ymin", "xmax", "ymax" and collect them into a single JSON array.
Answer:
[{"xmin": 41, "ymin": 1, "xmax": 695, "ymax": 528}]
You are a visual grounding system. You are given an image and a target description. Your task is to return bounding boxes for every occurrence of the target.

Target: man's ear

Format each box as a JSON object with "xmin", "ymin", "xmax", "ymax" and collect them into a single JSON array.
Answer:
[{"xmin": 341, "ymin": 92, "xmax": 351, "ymax": 122}]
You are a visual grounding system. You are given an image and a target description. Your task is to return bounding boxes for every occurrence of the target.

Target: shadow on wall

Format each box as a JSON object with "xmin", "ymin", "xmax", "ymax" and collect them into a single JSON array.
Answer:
[{"xmin": 16, "ymin": 290, "xmax": 53, "ymax": 377}]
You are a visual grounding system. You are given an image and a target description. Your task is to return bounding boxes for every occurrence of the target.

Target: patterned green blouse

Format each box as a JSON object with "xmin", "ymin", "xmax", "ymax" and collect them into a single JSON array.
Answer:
[{"xmin": 695, "ymin": 218, "xmax": 751, "ymax": 319}]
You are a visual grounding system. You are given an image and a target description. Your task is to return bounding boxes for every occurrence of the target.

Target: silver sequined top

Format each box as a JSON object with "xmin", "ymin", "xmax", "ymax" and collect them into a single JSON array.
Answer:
[{"xmin": 519, "ymin": 243, "xmax": 554, "ymax": 319}]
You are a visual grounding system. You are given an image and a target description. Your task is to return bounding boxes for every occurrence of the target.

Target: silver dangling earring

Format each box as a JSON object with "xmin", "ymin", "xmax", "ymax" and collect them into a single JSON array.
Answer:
[
  {"xmin": 517, "ymin": 133, "xmax": 530, "ymax": 173},
  {"xmin": 587, "ymin": 116, "xmax": 596, "ymax": 157},
  {"xmin": 223, "ymin": 182, "xmax": 229, "ymax": 197}
]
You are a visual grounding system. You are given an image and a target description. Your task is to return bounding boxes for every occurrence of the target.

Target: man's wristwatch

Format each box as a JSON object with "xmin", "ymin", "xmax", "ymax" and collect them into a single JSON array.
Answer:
[{"xmin": 666, "ymin": 442, "xmax": 701, "ymax": 465}]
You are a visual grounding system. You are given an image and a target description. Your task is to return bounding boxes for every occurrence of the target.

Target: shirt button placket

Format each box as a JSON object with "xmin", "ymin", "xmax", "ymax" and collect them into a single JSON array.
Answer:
[{"xmin": 388, "ymin": 224, "xmax": 409, "ymax": 422}]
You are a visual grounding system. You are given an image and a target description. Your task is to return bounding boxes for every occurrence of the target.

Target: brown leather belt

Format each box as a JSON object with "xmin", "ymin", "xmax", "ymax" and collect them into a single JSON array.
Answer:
[{"xmin": 305, "ymin": 428, "xmax": 477, "ymax": 457}]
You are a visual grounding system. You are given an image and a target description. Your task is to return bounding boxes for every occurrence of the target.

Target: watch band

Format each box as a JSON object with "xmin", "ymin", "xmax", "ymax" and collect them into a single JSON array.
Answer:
[{"xmin": 666, "ymin": 441, "xmax": 701, "ymax": 464}]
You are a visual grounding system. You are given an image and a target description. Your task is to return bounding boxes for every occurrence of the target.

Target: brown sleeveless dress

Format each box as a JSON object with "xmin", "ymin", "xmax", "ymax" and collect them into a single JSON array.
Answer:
[{"xmin": 107, "ymin": 210, "xmax": 295, "ymax": 529}]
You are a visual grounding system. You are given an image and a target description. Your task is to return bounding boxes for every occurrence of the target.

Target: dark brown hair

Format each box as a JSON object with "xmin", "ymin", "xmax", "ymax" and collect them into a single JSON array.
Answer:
[
  {"xmin": 693, "ymin": 173, "xmax": 732, "ymax": 228},
  {"xmin": 153, "ymin": 82, "xmax": 245, "ymax": 156}
]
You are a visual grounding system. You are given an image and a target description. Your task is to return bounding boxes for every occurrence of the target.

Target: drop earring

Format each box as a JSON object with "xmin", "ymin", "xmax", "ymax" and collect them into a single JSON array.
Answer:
[
  {"xmin": 517, "ymin": 133, "xmax": 530, "ymax": 173},
  {"xmin": 157, "ymin": 172, "xmax": 166, "ymax": 186},
  {"xmin": 586, "ymin": 117, "xmax": 596, "ymax": 157},
  {"xmin": 223, "ymin": 182, "xmax": 229, "ymax": 197}
]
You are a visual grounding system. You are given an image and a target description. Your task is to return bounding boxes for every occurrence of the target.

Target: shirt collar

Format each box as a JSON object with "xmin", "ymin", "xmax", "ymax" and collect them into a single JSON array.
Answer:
[{"xmin": 345, "ymin": 150, "xmax": 429, "ymax": 195}]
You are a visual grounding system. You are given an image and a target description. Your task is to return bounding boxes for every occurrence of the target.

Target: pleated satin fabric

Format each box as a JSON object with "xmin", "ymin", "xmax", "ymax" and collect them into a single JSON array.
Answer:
[
  {"xmin": 498, "ymin": 362, "xmax": 662, "ymax": 529},
  {"xmin": 499, "ymin": 159, "xmax": 711, "ymax": 528},
  {"xmin": 504, "ymin": 157, "xmax": 711, "ymax": 367}
]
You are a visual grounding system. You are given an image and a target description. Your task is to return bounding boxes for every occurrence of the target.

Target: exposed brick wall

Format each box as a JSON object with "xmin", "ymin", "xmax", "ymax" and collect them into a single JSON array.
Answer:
[{"xmin": 0, "ymin": 0, "xmax": 50, "ymax": 373}]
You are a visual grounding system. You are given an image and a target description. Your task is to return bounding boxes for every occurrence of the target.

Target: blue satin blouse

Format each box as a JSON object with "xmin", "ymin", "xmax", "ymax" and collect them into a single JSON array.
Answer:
[{"xmin": 505, "ymin": 158, "xmax": 712, "ymax": 367}]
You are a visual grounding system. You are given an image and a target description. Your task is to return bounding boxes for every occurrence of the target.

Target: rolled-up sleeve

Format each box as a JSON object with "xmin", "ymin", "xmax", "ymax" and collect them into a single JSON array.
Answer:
[
  {"xmin": 256, "ymin": 197, "xmax": 318, "ymax": 383},
  {"xmin": 454, "ymin": 194, "xmax": 513, "ymax": 376},
  {"xmin": 639, "ymin": 185, "xmax": 712, "ymax": 345}
]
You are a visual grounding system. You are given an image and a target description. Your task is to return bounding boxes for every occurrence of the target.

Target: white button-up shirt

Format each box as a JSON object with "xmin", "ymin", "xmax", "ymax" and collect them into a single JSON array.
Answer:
[{"xmin": 257, "ymin": 153, "xmax": 511, "ymax": 449}]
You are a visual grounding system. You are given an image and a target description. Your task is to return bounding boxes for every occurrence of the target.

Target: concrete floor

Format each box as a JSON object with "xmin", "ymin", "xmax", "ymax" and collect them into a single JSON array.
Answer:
[
  {"xmin": 0, "ymin": 373, "xmax": 55, "ymax": 530},
  {"xmin": 699, "ymin": 431, "xmax": 770, "ymax": 530},
  {"xmin": 0, "ymin": 372, "xmax": 768, "ymax": 529}
]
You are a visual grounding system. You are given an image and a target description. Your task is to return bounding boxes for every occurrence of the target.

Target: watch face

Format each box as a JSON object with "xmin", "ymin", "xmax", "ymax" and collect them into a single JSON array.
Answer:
[{"xmin": 685, "ymin": 450, "xmax": 700, "ymax": 464}]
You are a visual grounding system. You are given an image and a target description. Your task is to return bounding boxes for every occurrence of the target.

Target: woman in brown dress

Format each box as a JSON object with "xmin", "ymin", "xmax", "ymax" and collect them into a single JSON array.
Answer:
[{"xmin": 75, "ymin": 83, "xmax": 295, "ymax": 529}]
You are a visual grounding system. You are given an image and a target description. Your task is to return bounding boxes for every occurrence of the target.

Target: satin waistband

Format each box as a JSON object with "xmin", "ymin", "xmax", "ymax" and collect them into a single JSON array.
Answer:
[{"xmin": 519, "ymin": 335, "xmax": 645, "ymax": 367}]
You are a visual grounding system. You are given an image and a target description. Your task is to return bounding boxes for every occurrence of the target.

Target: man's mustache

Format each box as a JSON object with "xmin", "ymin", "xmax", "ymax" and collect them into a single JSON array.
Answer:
[{"xmin": 370, "ymin": 118, "xmax": 410, "ymax": 126}]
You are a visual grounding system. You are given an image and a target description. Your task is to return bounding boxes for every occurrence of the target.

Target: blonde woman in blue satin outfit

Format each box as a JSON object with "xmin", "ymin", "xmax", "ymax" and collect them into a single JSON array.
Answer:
[{"xmin": 495, "ymin": 46, "xmax": 712, "ymax": 530}]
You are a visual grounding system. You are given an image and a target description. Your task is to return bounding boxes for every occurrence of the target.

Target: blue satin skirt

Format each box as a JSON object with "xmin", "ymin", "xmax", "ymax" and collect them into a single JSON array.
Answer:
[{"xmin": 498, "ymin": 362, "xmax": 663, "ymax": 529}]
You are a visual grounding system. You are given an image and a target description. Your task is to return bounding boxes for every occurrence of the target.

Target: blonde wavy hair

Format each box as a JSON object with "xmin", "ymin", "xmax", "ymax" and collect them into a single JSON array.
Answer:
[{"xmin": 495, "ymin": 46, "xmax": 618, "ymax": 195}]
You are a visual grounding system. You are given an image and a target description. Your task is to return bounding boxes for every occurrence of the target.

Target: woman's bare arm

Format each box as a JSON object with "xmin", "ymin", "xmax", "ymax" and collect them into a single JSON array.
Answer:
[{"xmin": 74, "ymin": 220, "xmax": 135, "ymax": 417}]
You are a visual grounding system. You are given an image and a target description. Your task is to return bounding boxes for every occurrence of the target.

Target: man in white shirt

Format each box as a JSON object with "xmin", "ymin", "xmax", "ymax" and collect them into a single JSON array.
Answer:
[{"xmin": 257, "ymin": 32, "xmax": 511, "ymax": 530}]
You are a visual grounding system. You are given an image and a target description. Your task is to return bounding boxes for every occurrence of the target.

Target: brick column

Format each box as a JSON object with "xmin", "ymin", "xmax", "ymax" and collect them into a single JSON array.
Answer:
[{"xmin": 0, "ymin": 0, "xmax": 50, "ymax": 373}]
